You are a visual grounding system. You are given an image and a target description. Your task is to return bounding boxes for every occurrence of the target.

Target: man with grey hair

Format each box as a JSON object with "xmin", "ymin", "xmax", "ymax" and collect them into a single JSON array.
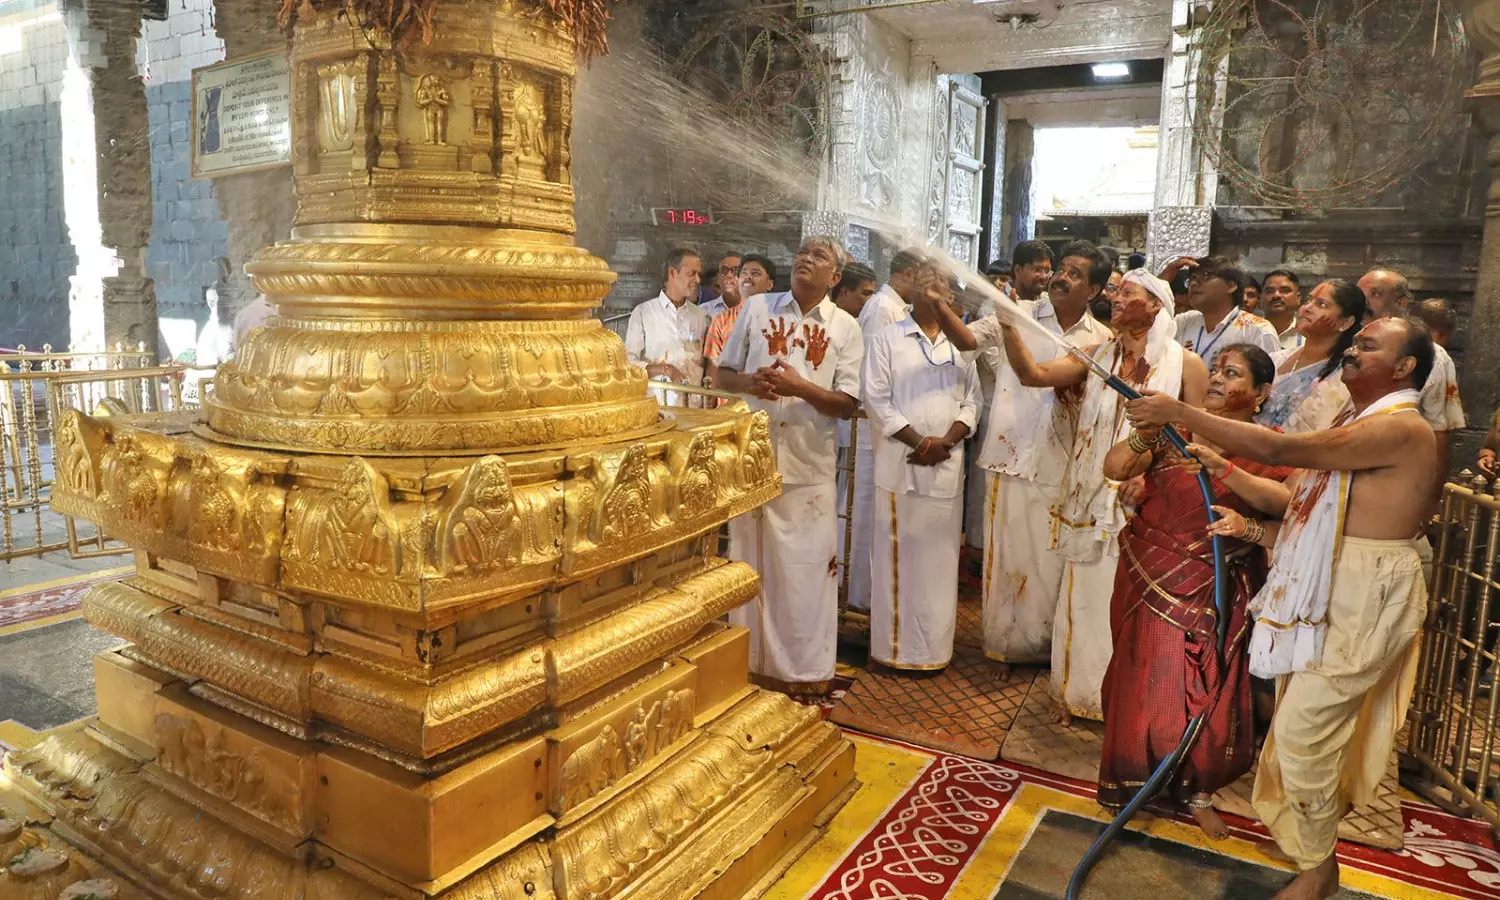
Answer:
[
  {"xmin": 717, "ymin": 236, "xmax": 864, "ymax": 695},
  {"xmin": 1358, "ymin": 268, "xmax": 1465, "ymax": 502}
]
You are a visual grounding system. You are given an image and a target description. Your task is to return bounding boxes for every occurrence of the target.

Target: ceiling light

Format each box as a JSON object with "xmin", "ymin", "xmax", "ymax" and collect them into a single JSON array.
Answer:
[{"xmin": 1092, "ymin": 62, "xmax": 1130, "ymax": 80}]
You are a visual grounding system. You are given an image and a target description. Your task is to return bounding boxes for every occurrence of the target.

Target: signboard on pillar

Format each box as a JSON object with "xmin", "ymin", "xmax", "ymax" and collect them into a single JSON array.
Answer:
[{"xmin": 190, "ymin": 51, "xmax": 292, "ymax": 179}]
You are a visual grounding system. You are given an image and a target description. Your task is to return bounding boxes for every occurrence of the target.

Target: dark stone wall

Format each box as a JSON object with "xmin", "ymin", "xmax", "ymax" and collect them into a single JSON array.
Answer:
[
  {"xmin": 144, "ymin": 79, "xmax": 230, "ymax": 329},
  {"xmin": 0, "ymin": 101, "xmax": 76, "ymax": 351}
]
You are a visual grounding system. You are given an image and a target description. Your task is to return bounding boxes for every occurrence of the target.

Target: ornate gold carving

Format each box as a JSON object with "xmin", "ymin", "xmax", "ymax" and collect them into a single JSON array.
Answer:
[
  {"xmin": 316, "ymin": 60, "xmax": 361, "ymax": 153},
  {"xmin": 154, "ymin": 712, "xmax": 299, "ymax": 831},
  {"xmin": 437, "ymin": 456, "xmax": 523, "ymax": 574},
  {"xmin": 560, "ymin": 723, "xmax": 624, "ymax": 809},
  {"xmin": 11, "ymin": 2, "xmax": 853, "ymax": 896},
  {"xmin": 286, "ymin": 459, "xmax": 401, "ymax": 577}
]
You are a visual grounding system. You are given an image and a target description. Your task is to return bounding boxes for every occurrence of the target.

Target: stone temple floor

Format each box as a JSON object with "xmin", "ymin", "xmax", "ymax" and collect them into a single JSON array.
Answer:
[{"xmin": 1, "ymin": 560, "xmax": 1497, "ymax": 900}]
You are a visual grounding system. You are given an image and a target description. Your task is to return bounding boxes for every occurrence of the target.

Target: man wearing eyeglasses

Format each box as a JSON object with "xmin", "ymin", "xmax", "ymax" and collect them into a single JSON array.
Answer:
[
  {"xmin": 862, "ymin": 272, "xmax": 981, "ymax": 672},
  {"xmin": 1165, "ymin": 256, "xmax": 1280, "ymax": 367},
  {"xmin": 717, "ymin": 236, "xmax": 864, "ymax": 696},
  {"xmin": 700, "ymin": 251, "xmax": 742, "ymax": 318}
]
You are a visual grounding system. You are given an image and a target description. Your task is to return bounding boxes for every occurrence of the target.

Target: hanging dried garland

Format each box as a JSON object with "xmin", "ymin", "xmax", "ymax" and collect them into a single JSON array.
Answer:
[{"xmin": 276, "ymin": 0, "xmax": 629, "ymax": 60}]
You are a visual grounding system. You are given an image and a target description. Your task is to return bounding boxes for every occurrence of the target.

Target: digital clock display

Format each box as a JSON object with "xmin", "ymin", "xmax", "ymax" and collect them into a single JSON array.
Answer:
[{"xmin": 651, "ymin": 208, "xmax": 715, "ymax": 226}]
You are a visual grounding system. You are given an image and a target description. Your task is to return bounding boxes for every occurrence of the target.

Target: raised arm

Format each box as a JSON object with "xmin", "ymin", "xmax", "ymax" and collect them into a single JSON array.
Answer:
[
  {"xmin": 1103, "ymin": 430, "xmax": 1158, "ymax": 482},
  {"xmin": 1000, "ymin": 323, "xmax": 1090, "ymax": 388},
  {"xmin": 1126, "ymin": 392, "xmax": 1425, "ymax": 473}
]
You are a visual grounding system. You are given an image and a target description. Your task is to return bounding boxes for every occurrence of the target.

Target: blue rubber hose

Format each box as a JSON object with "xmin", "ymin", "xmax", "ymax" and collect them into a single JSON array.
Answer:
[{"xmin": 1061, "ymin": 373, "xmax": 1229, "ymax": 900}]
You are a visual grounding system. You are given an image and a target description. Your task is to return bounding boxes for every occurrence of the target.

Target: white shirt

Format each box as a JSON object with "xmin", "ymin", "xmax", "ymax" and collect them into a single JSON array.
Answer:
[
  {"xmin": 700, "ymin": 295, "xmax": 729, "ymax": 319},
  {"xmin": 625, "ymin": 291, "xmax": 712, "ymax": 389},
  {"xmin": 1278, "ymin": 321, "xmax": 1304, "ymax": 351},
  {"xmin": 969, "ymin": 298, "xmax": 1114, "ymax": 486},
  {"xmin": 862, "ymin": 317, "xmax": 981, "ymax": 499},
  {"xmin": 1421, "ymin": 342, "xmax": 1465, "ymax": 432},
  {"xmin": 842, "ymin": 283, "xmax": 910, "ymax": 448},
  {"xmin": 1174, "ymin": 308, "xmax": 1281, "ymax": 366},
  {"xmin": 719, "ymin": 291, "xmax": 864, "ymax": 485}
]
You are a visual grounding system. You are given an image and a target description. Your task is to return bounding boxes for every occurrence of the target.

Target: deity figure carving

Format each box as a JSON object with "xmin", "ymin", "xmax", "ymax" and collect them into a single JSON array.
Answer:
[
  {"xmin": 624, "ymin": 703, "xmax": 653, "ymax": 770},
  {"xmin": 154, "ymin": 713, "xmax": 297, "ymax": 831},
  {"xmin": 187, "ymin": 455, "xmax": 241, "ymax": 552},
  {"xmin": 415, "ymin": 74, "xmax": 452, "ymax": 145},
  {"xmin": 100, "ymin": 436, "xmax": 161, "ymax": 530},
  {"xmin": 597, "ymin": 445, "xmax": 652, "ymax": 543},
  {"xmin": 515, "ymin": 83, "xmax": 548, "ymax": 162},
  {"xmin": 675, "ymin": 434, "xmax": 718, "ymax": 517},
  {"xmin": 739, "ymin": 414, "xmax": 773, "ymax": 488},
  {"xmin": 437, "ymin": 455, "xmax": 523, "ymax": 574},
  {"xmin": 291, "ymin": 459, "xmax": 400, "ymax": 575},
  {"xmin": 54, "ymin": 410, "xmax": 94, "ymax": 496},
  {"xmin": 657, "ymin": 689, "xmax": 694, "ymax": 747},
  {"xmin": 560, "ymin": 724, "xmax": 625, "ymax": 810}
]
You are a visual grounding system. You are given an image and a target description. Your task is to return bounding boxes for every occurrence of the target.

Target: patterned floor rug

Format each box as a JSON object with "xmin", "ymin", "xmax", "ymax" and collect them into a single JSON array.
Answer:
[{"xmin": 768, "ymin": 734, "xmax": 1500, "ymax": 900}]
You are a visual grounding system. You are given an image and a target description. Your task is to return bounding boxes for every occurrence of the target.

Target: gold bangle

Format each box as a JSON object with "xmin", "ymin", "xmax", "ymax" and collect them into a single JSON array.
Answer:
[{"xmin": 1128, "ymin": 431, "xmax": 1153, "ymax": 454}]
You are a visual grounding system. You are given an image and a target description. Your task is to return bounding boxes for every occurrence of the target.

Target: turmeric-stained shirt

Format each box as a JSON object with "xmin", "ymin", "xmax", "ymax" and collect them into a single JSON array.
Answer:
[{"xmin": 704, "ymin": 303, "xmax": 744, "ymax": 363}]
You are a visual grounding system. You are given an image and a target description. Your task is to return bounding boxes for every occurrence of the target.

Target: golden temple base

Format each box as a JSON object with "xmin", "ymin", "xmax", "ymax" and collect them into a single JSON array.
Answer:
[{"xmin": 1, "ymin": 647, "xmax": 855, "ymax": 900}]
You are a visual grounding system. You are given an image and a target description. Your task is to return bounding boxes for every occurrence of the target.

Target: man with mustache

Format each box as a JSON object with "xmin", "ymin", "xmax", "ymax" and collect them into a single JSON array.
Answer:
[
  {"xmin": 979, "ymin": 269, "xmax": 1208, "ymax": 724},
  {"xmin": 935, "ymin": 241, "xmax": 1115, "ymax": 677},
  {"xmin": 716, "ymin": 236, "xmax": 863, "ymax": 696},
  {"xmin": 1262, "ymin": 269, "xmax": 1304, "ymax": 351},
  {"xmin": 1125, "ymin": 317, "xmax": 1437, "ymax": 900}
]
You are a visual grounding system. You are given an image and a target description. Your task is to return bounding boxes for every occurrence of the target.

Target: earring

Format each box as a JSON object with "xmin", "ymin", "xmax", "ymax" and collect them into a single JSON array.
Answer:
[{"xmin": 1255, "ymin": 399, "xmax": 1265, "ymax": 414}]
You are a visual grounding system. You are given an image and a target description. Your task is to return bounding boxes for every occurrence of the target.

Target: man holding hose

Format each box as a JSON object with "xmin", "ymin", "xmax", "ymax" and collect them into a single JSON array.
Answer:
[{"xmin": 1125, "ymin": 316, "xmax": 1437, "ymax": 900}]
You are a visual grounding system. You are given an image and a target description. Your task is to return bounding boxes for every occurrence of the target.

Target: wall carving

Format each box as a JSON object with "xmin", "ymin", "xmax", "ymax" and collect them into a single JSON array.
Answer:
[
  {"xmin": 558, "ymin": 689, "xmax": 695, "ymax": 812},
  {"xmin": 154, "ymin": 712, "xmax": 299, "ymax": 831},
  {"xmin": 1144, "ymin": 206, "xmax": 1213, "ymax": 274}
]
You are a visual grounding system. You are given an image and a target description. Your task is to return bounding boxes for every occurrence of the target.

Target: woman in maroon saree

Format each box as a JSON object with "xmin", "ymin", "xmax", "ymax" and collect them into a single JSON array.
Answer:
[{"xmin": 1097, "ymin": 344, "xmax": 1293, "ymax": 839}]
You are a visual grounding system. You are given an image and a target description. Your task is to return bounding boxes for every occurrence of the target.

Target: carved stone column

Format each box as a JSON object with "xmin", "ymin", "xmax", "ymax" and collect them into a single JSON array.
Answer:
[
  {"xmin": 63, "ymin": 0, "xmax": 158, "ymax": 353},
  {"xmin": 1456, "ymin": 0, "xmax": 1500, "ymax": 459},
  {"xmin": 1, "ymin": 4, "xmax": 854, "ymax": 898},
  {"xmin": 1146, "ymin": 0, "xmax": 1216, "ymax": 272}
]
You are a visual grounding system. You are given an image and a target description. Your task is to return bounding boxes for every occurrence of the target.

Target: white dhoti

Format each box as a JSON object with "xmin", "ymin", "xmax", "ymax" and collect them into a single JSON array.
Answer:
[
  {"xmin": 982, "ymin": 473, "xmax": 1065, "ymax": 664},
  {"xmin": 846, "ymin": 437, "xmax": 876, "ymax": 611},
  {"xmin": 870, "ymin": 487, "xmax": 961, "ymax": 670},
  {"xmin": 1051, "ymin": 552, "xmax": 1119, "ymax": 721},
  {"xmin": 963, "ymin": 399, "xmax": 993, "ymax": 550},
  {"xmin": 728, "ymin": 482, "xmax": 839, "ymax": 693}
]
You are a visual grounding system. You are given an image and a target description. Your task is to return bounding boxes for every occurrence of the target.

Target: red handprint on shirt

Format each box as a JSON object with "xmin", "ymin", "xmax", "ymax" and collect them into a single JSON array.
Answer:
[
  {"xmin": 762, "ymin": 316, "xmax": 794, "ymax": 357},
  {"xmin": 802, "ymin": 323, "xmax": 831, "ymax": 369}
]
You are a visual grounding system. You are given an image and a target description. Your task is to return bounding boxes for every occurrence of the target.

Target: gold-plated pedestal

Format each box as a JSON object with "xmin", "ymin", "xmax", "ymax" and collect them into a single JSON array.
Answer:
[{"xmin": 0, "ymin": 3, "xmax": 855, "ymax": 898}]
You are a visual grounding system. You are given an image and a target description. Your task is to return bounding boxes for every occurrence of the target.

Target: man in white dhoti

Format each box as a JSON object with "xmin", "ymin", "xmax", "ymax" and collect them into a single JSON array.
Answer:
[
  {"xmin": 837, "ymin": 252, "xmax": 918, "ymax": 612},
  {"xmin": 996, "ymin": 270, "xmax": 1207, "ymax": 724},
  {"xmin": 938, "ymin": 241, "xmax": 1114, "ymax": 673},
  {"xmin": 625, "ymin": 247, "xmax": 711, "ymax": 408},
  {"xmin": 1126, "ymin": 316, "xmax": 1439, "ymax": 900},
  {"xmin": 862, "ymin": 279, "xmax": 981, "ymax": 671},
  {"xmin": 716, "ymin": 236, "xmax": 863, "ymax": 695}
]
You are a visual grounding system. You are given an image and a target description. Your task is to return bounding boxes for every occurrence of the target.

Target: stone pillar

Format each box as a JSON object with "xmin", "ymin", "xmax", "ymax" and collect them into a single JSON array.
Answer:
[
  {"xmin": 206, "ymin": 0, "xmax": 295, "ymax": 325},
  {"xmin": 62, "ymin": 0, "xmax": 157, "ymax": 354},
  {"xmin": 1456, "ymin": 0, "xmax": 1500, "ymax": 461},
  {"xmin": 1145, "ymin": 0, "xmax": 1217, "ymax": 272}
]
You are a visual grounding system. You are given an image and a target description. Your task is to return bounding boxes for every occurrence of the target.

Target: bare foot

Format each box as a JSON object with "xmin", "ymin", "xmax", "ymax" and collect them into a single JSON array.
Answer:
[
  {"xmin": 1188, "ymin": 797, "xmax": 1229, "ymax": 840},
  {"xmin": 1270, "ymin": 856, "xmax": 1339, "ymax": 900},
  {"xmin": 1257, "ymin": 840, "xmax": 1295, "ymax": 865},
  {"xmin": 991, "ymin": 661, "xmax": 1011, "ymax": 680},
  {"xmin": 1047, "ymin": 697, "xmax": 1073, "ymax": 728}
]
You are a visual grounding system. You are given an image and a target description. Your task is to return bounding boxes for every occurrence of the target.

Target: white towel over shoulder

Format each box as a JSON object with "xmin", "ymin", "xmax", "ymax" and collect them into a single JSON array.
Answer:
[{"xmin": 1247, "ymin": 388, "xmax": 1422, "ymax": 678}]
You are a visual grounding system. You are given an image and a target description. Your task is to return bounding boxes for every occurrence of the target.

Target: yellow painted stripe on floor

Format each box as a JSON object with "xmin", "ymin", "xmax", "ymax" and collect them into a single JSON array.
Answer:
[
  {"xmin": 0, "ymin": 609, "xmax": 85, "ymax": 638},
  {"xmin": 762, "ymin": 735, "xmax": 932, "ymax": 900},
  {"xmin": 0, "ymin": 565, "xmax": 131, "ymax": 600},
  {"xmin": 963, "ymin": 783, "xmax": 1465, "ymax": 900}
]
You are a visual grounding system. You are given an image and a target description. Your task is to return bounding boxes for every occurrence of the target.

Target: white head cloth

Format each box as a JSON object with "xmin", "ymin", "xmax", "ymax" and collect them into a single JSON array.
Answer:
[{"xmin": 1051, "ymin": 270, "xmax": 1185, "ymax": 562}]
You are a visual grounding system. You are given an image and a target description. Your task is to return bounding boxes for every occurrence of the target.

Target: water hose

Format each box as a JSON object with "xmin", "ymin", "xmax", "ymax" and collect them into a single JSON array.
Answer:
[{"xmin": 1060, "ymin": 370, "xmax": 1231, "ymax": 900}]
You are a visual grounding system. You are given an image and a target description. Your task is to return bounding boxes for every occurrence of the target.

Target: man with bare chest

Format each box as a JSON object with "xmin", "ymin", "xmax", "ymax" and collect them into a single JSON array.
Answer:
[{"xmin": 1126, "ymin": 317, "xmax": 1438, "ymax": 900}]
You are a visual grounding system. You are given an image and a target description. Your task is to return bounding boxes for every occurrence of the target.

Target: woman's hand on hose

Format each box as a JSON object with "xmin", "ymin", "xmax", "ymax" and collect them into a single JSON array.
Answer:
[
  {"xmin": 1184, "ymin": 443, "xmax": 1231, "ymax": 478},
  {"xmin": 1125, "ymin": 389, "xmax": 1186, "ymax": 431},
  {"xmin": 1205, "ymin": 505, "xmax": 1248, "ymax": 539}
]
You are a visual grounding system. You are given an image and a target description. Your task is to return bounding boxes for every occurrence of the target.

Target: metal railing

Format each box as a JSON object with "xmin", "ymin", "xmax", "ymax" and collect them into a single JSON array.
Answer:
[
  {"xmin": 0, "ymin": 344, "xmax": 212, "ymax": 561},
  {"xmin": 1404, "ymin": 473, "xmax": 1500, "ymax": 832}
]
